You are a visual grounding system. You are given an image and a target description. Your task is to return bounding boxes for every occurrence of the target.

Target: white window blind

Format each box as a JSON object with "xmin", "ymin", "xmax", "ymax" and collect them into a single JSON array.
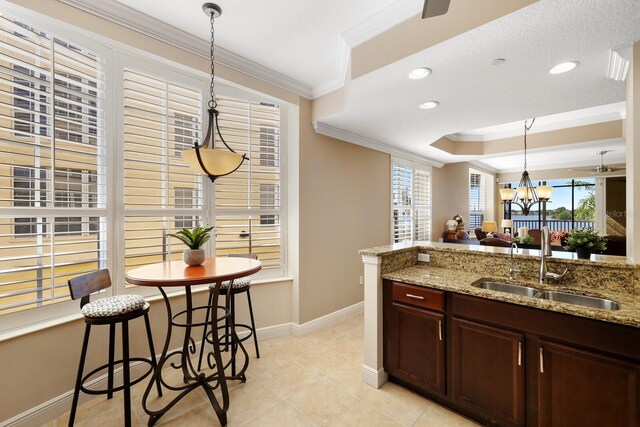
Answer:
[
  {"xmin": 0, "ymin": 14, "xmax": 107, "ymax": 314},
  {"xmin": 469, "ymin": 170, "xmax": 486, "ymax": 230},
  {"xmin": 122, "ymin": 68, "xmax": 203, "ymax": 276},
  {"xmin": 214, "ymin": 95, "xmax": 282, "ymax": 272},
  {"xmin": 392, "ymin": 160, "xmax": 431, "ymax": 243}
]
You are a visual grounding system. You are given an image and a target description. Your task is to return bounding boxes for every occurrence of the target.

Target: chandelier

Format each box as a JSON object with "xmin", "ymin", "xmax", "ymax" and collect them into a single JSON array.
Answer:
[{"xmin": 499, "ymin": 119, "xmax": 552, "ymax": 216}]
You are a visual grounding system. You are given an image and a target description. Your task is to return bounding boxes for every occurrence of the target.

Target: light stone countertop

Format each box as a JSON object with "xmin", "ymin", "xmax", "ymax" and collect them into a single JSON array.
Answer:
[
  {"xmin": 361, "ymin": 241, "xmax": 631, "ymax": 267},
  {"xmin": 383, "ymin": 264, "xmax": 640, "ymax": 329}
]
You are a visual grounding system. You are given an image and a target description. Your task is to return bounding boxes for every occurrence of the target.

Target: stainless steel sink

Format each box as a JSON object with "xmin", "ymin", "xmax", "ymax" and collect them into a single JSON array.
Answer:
[
  {"xmin": 537, "ymin": 291, "xmax": 621, "ymax": 311},
  {"xmin": 473, "ymin": 281, "xmax": 539, "ymax": 297}
]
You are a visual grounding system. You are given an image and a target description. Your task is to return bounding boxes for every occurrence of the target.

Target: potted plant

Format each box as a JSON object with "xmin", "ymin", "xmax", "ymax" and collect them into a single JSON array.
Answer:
[
  {"xmin": 513, "ymin": 234, "xmax": 534, "ymax": 245},
  {"xmin": 563, "ymin": 228, "xmax": 606, "ymax": 259},
  {"xmin": 169, "ymin": 226, "xmax": 214, "ymax": 266}
]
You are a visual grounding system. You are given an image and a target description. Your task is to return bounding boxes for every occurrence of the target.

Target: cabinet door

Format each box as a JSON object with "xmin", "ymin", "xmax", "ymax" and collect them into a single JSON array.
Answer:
[
  {"xmin": 452, "ymin": 318, "xmax": 525, "ymax": 426},
  {"xmin": 387, "ymin": 302, "xmax": 446, "ymax": 395},
  {"xmin": 538, "ymin": 340, "xmax": 640, "ymax": 427}
]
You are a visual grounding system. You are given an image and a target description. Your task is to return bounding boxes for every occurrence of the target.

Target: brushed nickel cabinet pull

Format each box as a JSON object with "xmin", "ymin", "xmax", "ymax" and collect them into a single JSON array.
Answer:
[
  {"xmin": 406, "ymin": 293, "xmax": 425, "ymax": 300},
  {"xmin": 539, "ymin": 347, "xmax": 544, "ymax": 373},
  {"xmin": 518, "ymin": 342, "xmax": 522, "ymax": 366},
  {"xmin": 438, "ymin": 320, "xmax": 443, "ymax": 341}
]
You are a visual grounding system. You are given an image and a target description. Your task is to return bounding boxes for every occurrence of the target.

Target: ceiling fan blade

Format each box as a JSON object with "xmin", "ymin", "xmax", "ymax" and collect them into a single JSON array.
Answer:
[{"xmin": 422, "ymin": 0, "xmax": 451, "ymax": 19}]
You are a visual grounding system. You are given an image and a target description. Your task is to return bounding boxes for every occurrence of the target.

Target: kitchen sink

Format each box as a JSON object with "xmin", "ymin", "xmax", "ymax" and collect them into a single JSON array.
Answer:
[
  {"xmin": 472, "ymin": 281, "xmax": 621, "ymax": 311},
  {"xmin": 473, "ymin": 281, "xmax": 539, "ymax": 297},
  {"xmin": 537, "ymin": 291, "xmax": 621, "ymax": 311}
]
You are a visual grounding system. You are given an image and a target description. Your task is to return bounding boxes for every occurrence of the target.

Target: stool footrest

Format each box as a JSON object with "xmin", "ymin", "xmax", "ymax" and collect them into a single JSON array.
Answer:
[{"xmin": 80, "ymin": 357, "xmax": 155, "ymax": 396}]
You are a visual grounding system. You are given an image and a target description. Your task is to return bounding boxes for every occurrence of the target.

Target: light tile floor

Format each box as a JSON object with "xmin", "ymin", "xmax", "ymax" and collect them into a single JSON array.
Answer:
[{"xmin": 47, "ymin": 312, "xmax": 480, "ymax": 426}]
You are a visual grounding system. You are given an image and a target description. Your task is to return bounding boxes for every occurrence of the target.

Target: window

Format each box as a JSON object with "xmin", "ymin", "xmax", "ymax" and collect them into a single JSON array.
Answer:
[
  {"xmin": 123, "ymin": 69, "xmax": 203, "ymax": 274},
  {"xmin": 0, "ymin": 14, "xmax": 107, "ymax": 315},
  {"xmin": 392, "ymin": 159, "xmax": 431, "ymax": 243},
  {"xmin": 175, "ymin": 187, "xmax": 196, "ymax": 229},
  {"xmin": 508, "ymin": 179, "xmax": 596, "ymax": 232},
  {"xmin": 0, "ymin": 9, "xmax": 287, "ymax": 326},
  {"xmin": 214, "ymin": 95, "xmax": 283, "ymax": 272},
  {"xmin": 469, "ymin": 170, "xmax": 486, "ymax": 230}
]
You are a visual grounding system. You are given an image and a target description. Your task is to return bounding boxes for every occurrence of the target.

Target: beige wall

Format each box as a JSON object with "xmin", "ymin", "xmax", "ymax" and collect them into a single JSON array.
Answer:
[
  {"xmin": 298, "ymin": 98, "xmax": 390, "ymax": 324},
  {"xmin": 431, "ymin": 162, "xmax": 497, "ymax": 239},
  {"xmin": 0, "ymin": 1, "xmax": 392, "ymax": 421}
]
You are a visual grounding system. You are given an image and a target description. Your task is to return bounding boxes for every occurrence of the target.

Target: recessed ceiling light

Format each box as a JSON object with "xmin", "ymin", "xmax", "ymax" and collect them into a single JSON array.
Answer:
[
  {"xmin": 549, "ymin": 61, "xmax": 579, "ymax": 74},
  {"xmin": 419, "ymin": 101, "xmax": 439, "ymax": 110},
  {"xmin": 492, "ymin": 58, "xmax": 506, "ymax": 66},
  {"xmin": 409, "ymin": 67, "xmax": 432, "ymax": 79}
]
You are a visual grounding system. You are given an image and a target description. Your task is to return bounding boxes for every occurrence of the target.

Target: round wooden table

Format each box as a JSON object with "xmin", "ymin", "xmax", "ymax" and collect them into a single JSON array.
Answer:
[{"xmin": 126, "ymin": 257, "xmax": 261, "ymax": 427}]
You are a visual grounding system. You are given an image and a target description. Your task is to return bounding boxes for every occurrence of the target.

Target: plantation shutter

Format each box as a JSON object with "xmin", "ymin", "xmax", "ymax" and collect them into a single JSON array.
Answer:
[
  {"xmin": 122, "ymin": 68, "xmax": 203, "ymax": 275},
  {"xmin": 469, "ymin": 171, "xmax": 486, "ymax": 229},
  {"xmin": 392, "ymin": 160, "xmax": 431, "ymax": 243},
  {"xmin": 0, "ymin": 14, "xmax": 107, "ymax": 313},
  {"xmin": 214, "ymin": 95, "xmax": 282, "ymax": 271}
]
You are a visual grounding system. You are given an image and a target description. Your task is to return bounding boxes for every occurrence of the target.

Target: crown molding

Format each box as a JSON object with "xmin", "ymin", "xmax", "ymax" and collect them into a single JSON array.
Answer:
[
  {"xmin": 342, "ymin": 0, "xmax": 422, "ymax": 47},
  {"xmin": 447, "ymin": 102, "xmax": 627, "ymax": 142},
  {"xmin": 58, "ymin": 0, "xmax": 314, "ymax": 98},
  {"xmin": 310, "ymin": 38, "xmax": 350, "ymax": 98},
  {"xmin": 313, "ymin": 122, "xmax": 444, "ymax": 168}
]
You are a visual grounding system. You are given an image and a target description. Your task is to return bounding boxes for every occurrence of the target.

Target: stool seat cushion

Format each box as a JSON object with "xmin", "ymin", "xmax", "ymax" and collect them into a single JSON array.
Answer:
[
  {"xmin": 209, "ymin": 277, "xmax": 251, "ymax": 290},
  {"xmin": 81, "ymin": 294, "xmax": 146, "ymax": 318}
]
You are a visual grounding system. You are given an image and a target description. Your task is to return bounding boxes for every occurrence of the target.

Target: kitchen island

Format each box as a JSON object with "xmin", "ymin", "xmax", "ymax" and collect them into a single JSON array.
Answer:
[{"xmin": 360, "ymin": 241, "xmax": 640, "ymax": 427}]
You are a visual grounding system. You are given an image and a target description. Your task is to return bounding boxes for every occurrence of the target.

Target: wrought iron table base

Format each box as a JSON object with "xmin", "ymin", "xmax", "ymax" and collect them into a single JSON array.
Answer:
[{"xmin": 141, "ymin": 282, "xmax": 249, "ymax": 427}]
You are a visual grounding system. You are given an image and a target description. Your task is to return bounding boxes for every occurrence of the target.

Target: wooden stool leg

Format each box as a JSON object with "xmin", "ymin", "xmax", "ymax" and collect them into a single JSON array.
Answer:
[
  {"xmin": 69, "ymin": 324, "xmax": 91, "ymax": 427},
  {"xmin": 107, "ymin": 323, "xmax": 115, "ymax": 399},
  {"xmin": 122, "ymin": 321, "xmax": 132, "ymax": 427},
  {"xmin": 197, "ymin": 291, "xmax": 214, "ymax": 371},
  {"xmin": 246, "ymin": 289, "xmax": 260, "ymax": 358},
  {"xmin": 143, "ymin": 312, "xmax": 162, "ymax": 397}
]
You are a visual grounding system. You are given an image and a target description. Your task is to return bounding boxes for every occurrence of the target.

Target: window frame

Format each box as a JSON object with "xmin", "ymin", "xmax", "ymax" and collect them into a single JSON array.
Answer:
[
  {"xmin": 0, "ymin": 4, "xmax": 288, "ymax": 334},
  {"xmin": 390, "ymin": 157, "xmax": 432, "ymax": 244}
]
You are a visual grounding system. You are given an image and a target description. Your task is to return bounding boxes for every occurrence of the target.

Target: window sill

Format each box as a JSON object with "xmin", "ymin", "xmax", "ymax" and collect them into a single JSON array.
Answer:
[{"xmin": 0, "ymin": 276, "xmax": 293, "ymax": 343}]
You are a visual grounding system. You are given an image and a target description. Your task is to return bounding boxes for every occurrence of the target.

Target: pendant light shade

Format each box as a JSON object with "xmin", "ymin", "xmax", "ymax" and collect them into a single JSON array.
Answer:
[
  {"xmin": 182, "ymin": 3, "xmax": 248, "ymax": 182},
  {"xmin": 499, "ymin": 187, "xmax": 515, "ymax": 202}
]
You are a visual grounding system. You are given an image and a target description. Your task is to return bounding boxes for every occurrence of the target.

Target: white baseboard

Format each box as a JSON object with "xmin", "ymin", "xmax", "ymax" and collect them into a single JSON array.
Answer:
[
  {"xmin": 292, "ymin": 301, "xmax": 364, "ymax": 337},
  {"xmin": 2, "ymin": 302, "xmax": 363, "ymax": 427},
  {"xmin": 361, "ymin": 364, "xmax": 388, "ymax": 389}
]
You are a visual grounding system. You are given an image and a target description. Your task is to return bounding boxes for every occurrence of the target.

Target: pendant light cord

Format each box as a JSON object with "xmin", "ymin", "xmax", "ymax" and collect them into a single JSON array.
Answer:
[
  {"xmin": 209, "ymin": 11, "xmax": 216, "ymax": 109},
  {"xmin": 523, "ymin": 118, "xmax": 536, "ymax": 170}
]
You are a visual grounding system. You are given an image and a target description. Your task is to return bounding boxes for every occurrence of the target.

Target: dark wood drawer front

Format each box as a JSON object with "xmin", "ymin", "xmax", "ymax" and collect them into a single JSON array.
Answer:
[{"xmin": 392, "ymin": 282, "xmax": 444, "ymax": 312}]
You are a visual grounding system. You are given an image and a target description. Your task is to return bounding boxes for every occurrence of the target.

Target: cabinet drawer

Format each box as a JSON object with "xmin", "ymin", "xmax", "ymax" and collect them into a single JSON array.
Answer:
[{"xmin": 391, "ymin": 282, "xmax": 444, "ymax": 312}]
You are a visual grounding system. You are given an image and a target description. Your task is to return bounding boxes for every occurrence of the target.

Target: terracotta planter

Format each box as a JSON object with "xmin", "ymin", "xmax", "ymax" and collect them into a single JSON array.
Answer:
[
  {"xmin": 183, "ymin": 248, "xmax": 205, "ymax": 266},
  {"xmin": 575, "ymin": 246, "xmax": 592, "ymax": 260}
]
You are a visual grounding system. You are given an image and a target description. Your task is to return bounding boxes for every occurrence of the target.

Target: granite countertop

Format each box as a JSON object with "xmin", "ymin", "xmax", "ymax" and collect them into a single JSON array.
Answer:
[
  {"xmin": 383, "ymin": 264, "xmax": 640, "ymax": 328},
  {"xmin": 362, "ymin": 241, "xmax": 631, "ymax": 267}
]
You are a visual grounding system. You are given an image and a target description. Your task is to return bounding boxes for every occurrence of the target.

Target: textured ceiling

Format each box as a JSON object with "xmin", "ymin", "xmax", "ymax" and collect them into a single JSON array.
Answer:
[
  {"xmin": 320, "ymin": 0, "xmax": 640, "ymax": 164},
  {"xmin": 112, "ymin": 0, "xmax": 410, "ymax": 91}
]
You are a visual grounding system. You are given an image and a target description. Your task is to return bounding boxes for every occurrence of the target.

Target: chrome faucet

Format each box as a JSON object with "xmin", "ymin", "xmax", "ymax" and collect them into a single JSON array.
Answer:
[
  {"xmin": 539, "ymin": 226, "xmax": 568, "ymax": 284},
  {"xmin": 509, "ymin": 242, "xmax": 520, "ymax": 281}
]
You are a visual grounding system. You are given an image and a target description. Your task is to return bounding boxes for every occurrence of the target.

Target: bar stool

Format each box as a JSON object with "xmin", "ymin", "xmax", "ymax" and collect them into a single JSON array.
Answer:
[
  {"xmin": 67, "ymin": 269, "xmax": 161, "ymax": 427},
  {"xmin": 197, "ymin": 254, "xmax": 260, "ymax": 374}
]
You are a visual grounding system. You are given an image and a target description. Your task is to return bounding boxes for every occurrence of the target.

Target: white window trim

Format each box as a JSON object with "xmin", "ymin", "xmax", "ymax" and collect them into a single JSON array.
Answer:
[
  {"xmin": 0, "ymin": 2, "xmax": 289, "ymax": 334},
  {"xmin": 390, "ymin": 157, "xmax": 433, "ymax": 243}
]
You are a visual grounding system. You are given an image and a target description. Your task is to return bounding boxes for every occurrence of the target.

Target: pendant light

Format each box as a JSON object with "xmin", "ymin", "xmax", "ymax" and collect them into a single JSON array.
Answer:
[
  {"xmin": 182, "ymin": 3, "xmax": 248, "ymax": 181},
  {"xmin": 499, "ymin": 118, "xmax": 552, "ymax": 216}
]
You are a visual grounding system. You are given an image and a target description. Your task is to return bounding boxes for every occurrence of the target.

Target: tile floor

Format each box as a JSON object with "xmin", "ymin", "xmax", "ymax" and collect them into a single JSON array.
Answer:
[{"xmin": 46, "ymin": 312, "xmax": 479, "ymax": 426}]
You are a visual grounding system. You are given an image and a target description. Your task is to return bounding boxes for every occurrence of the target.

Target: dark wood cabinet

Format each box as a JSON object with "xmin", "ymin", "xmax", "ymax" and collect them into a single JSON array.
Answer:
[
  {"xmin": 452, "ymin": 318, "xmax": 525, "ymax": 426},
  {"xmin": 384, "ymin": 281, "xmax": 445, "ymax": 395},
  {"xmin": 383, "ymin": 280, "xmax": 640, "ymax": 427},
  {"xmin": 538, "ymin": 340, "xmax": 640, "ymax": 427}
]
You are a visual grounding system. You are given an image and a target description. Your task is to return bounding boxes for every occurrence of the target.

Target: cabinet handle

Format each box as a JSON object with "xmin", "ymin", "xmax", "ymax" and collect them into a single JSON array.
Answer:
[
  {"xmin": 539, "ymin": 348, "xmax": 544, "ymax": 373},
  {"xmin": 518, "ymin": 342, "xmax": 522, "ymax": 366},
  {"xmin": 406, "ymin": 293, "xmax": 425, "ymax": 300},
  {"xmin": 438, "ymin": 320, "xmax": 443, "ymax": 341}
]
